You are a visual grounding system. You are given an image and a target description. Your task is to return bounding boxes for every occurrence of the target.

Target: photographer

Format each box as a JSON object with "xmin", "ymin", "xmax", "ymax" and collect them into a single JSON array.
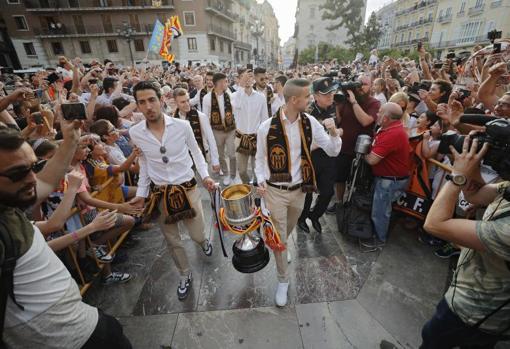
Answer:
[
  {"xmin": 421, "ymin": 135, "xmax": 510, "ymax": 348},
  {"xmin": 298, "ymin": 77, "xmax": 340, "ymax": 234},
  {"xmin": 329, "ymin": 74, "xmax": 379, "ymax": 212}
]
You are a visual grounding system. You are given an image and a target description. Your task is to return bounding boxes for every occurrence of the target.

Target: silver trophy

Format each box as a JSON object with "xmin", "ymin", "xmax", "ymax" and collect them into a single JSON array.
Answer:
[{"xmin": 221, "ymin": 184, "xmax": 270, "ymax": 273}]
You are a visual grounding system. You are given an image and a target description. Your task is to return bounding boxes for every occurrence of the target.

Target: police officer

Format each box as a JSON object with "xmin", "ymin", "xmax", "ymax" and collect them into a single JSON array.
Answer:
[{"xmin": 298, "ymin": 77, "xmax": 341, "ymax": 233}]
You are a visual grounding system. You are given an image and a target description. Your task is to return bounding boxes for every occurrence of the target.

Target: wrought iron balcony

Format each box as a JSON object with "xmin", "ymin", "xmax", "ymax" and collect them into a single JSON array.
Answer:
[
  {"xmin": 395, "ymin": 0, "xmax": 437, "ymax": 17},
  {"xmin": 468, "ymin": 4, "xmax": 485, "ymax": 16},
  {"xmin": 437, "ymin": 13, "xmax": 452, "ymax": 23},
  {"xmin": 25, "ymin": 0, "xmax": 174, "ymax": 12},
  {"xmin": 491, "ymin": 0, "xmax": 503, "ymax": 8},
  {"xmin": 429, "ymin": 34, "xmax": 489, "ymax": 49},
  {"xmin": 33, "ymin": 23, "xmax": 152, "ymax": 38},
  {"xmin": 233, "ymin": 40, "xmax": 251, "ymax": 51},
  {"xmin": 208, "ymin": 24, "xmax": 235, "ymax": 40},
  {"xmin": 205, "ymin": 0, "xmax": 235, "ymax": 22},
  {"xmin": 391, "ymin": 37, "xmax": 429, "ymax": 48}
]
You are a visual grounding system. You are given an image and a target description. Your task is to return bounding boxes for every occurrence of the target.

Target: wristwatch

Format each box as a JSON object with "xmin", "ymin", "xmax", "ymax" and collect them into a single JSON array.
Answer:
[{"xmin": 445, "ymin": 173, "xmax": 467, "ymax": 187}]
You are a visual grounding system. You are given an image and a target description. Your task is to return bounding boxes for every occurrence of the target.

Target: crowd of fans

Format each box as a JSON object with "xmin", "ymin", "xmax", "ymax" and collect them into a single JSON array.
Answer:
[{"xmin": 0, "ymin": 39, "xmax": 509, "ymax": 347}]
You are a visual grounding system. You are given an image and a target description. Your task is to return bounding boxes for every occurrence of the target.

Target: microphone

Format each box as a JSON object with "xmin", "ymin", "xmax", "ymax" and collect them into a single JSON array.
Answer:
[{"xmin": 459, "ymin": 114, "xmax": 498, "ymax": 125}]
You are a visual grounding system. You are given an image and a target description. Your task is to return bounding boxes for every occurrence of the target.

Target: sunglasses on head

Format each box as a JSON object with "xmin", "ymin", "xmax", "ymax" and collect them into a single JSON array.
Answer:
[{"xmin": 0, "ymin": 159, "xmax": 47, "ymax": 182}]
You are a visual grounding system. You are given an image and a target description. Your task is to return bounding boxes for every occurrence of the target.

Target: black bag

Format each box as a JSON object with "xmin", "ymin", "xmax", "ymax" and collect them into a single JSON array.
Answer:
[
  {"xmin": 0, "ymin": 219, "xmax": 24, "ymax": 349},
  {"xmin": 336, "ymin": 191, "xmax": 374, "ymax": 240}
]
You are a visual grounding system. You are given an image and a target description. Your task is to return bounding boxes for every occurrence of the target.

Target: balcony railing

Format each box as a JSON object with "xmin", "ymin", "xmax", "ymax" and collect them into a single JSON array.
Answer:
[
  {"xmin": 395, "ymin": 0, "xmax": 437, "ymax": 17},
  {"xmin": 491, "ymin": 0, "xmax": 503, "ymax": 8},
  {"xmin": 437, "ymin": 13, "xmax": 452, "ymax": 23},
  {"xmin": 233, "ymin": 40, "xmax": 251, "ymax": 51},
  {"xmin": 208, "ymin": 24, "xmax": 235, "ymax": 40},
  {"xmin": 33, "ymin": 23, "xmax": 152, "ymax": 37},
  {"xmin": 429, "ymin": 34, "xmax": 490, "ymax": 49},
  {"xmin": 391, "ymin": 37, "xmax": 429, "ymax": 48},
  {"xmin": 468, "ymin": 4, "xmax": 485, "ymax": 16},
  {"xmin": 205, "ymin": 0, "xmax": 235, "ymax": 22},
  {"xmin": 25, "ymin": 0, "xmax": 174, "ymax": 11},
  {"xmin": 395, "ymin": 18, "xmax": 432, "ymax": 31}
]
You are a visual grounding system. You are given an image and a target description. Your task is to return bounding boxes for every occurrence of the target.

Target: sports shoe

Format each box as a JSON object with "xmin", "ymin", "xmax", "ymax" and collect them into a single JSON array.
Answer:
[
  {"xmin": 418, "ymin": 233, "xmax": 445, "ymax": 247},
  {"xmin": 177, "ymin": 273, "xmax": 193, "ymax": 301},
  {"xmin": 222, "ymin": 176, "xmax": 231, "ymax": 186},
  {"xmin": 361, "ymin": 238, "xmax": 385, "ymax": 249},
  {"xmin": 202, "ymin": 239, "xmax": 213, "ymax": 257},
  {"xmin": 93, "ymin": 245, "xmax": 114, "ymax": 263},
  {"xmin": 102, "ymin": 272, "xmax": 131, "ymax": 285},
  {"xmin": 380, "ymin": 340, "xmax": 399, "ymax": 349},
  {"xmin": 310, "ymin": 218, "xmax": 322, "ymax": 234},
  {"xmin": 275, "ymin": 282, "xmax": 289, "ymax": 307},
  {"xmin": 434, "ymin": 243, "xmax": 460, "ymax": 259},
  {"xmin": 325, "ymin": 202, "xmax": 337, "ymax": 215}
]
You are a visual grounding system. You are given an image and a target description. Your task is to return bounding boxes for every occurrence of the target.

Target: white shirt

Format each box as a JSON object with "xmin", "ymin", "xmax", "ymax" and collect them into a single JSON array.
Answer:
[
  {"xmin": 177, "ymin": 109, "xmax": 220, "ymax": 167},
  {"xmin": 129, "ymin": 114, "xmax": 209, "ymax": 198},
  {"xmin": 5, "ymin": 227, "xmax": 97, "ymax": 349},
  {"xmin": 232, "ymin": 88, "xmax": 269, "ymax": 134},
  {"xmin": 96, "ymin": 91, "xmax": 134, "ymax": 106},
  {"xmin": 255, "ymin": 111, "xmax": 342, "ymax": 186},
  {"xmin": 374, "ymin": 92, "xmax": 387, "ymax": 105},
  {"xmin": 202, "ymin": 90, "xmax": 232, "ymax": 123},
  {"xmin": 271, "ymin": 94, "xmax": 285, "ymax": 116},
  {"xmin": 189, "ymin": 89, "xmax": 204, "ymax": 111}
]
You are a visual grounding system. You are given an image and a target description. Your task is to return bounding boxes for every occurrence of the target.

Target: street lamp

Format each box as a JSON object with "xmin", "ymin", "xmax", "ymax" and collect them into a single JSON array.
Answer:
[
  {"xmin": 251, "ymin": 19, "xmax": 264, "ymax": 66},
  {"xmin": 117, "ymin": 21, "xmax": 135, "ymax": 67}
]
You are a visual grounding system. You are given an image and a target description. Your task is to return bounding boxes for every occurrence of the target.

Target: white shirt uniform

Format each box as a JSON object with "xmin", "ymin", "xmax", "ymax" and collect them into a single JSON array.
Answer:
[
  {"xmin": 255, "ymin": 111, "xmax": 342, "ymax": 186},
  {"xmin": 271, "ymin": 94, "xmax": 285, "ymax": 116},
  {"xmin": 231, "ymin": 88, "xmax": 269, "ymax": 134},
  {"xmin": 177, "ymin": 109, "xmax": 220, "ymax": 167},
  {"xmin": 201, "ymin": 90, "xmax": 232, "ymax": 123},
  {"xmin": 129, "ymin": 114, "xmax": 209, "ymax": 198}
]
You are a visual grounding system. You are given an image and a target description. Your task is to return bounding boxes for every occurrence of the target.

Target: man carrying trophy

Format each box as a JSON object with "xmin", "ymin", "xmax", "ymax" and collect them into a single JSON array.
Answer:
[
  {"xmin": 255, "ymin": 78, "xmax": 342, "ymax": 307},
  {"xmin": 128, "ymin": 81, "xmax": 216, "ymax": 301}
]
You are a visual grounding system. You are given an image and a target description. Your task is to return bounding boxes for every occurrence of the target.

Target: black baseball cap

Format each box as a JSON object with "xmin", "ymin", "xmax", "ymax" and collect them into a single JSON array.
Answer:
[{"xmin": 312, "ymin": 77, "xmax": 338, "ymax": 94}]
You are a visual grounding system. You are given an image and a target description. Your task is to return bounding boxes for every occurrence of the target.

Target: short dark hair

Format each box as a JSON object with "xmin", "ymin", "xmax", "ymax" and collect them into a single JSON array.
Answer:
[
  {"xmin": 254, "ymin": 67, "xmax": 266, "ymax": 75},
  {"xmin": 103, "ymin": 77, "xmax": 117, "ymax": 93},
  {"xmin": 173, "ymin": 87, "xmax": 188, "ymax": 98},
  {"xmin": 425, "ymin": 111, "xmax": 439, "ymax": 126},
  {"xmin": 433, "ymin": 79, "xmax": 452, "ymax": 103},
  {"xmin": 133, "ymin": 80, "xmax": 162, "ymax": 102},
  {"xmin": 90, "ymin": 119, "xmax": 111, "ymax": 141},
  {"xmin": 95, "ymin": 105, "xmax": 120, "ymax": 127},
  {"xmin": 206, "ymin": 71, "xmax": 214, "ymax": 77},
  {"xmin": 112, "ymin": 97, "xmax": 130, "ymax": 111},
  {"xmin": 0, "ymin": 127, "xmax": 25, "ymax": 152},
  {"xmin": 275, "ymin": 75, "xmax": 288, "ymax": 86},
  {"xmin": 29, "ymin": 138, "xmax": 57, "ymax": 158},
  {"xmin": 212, "ymin": 72, "xmax": 227, "ymax": 85}
]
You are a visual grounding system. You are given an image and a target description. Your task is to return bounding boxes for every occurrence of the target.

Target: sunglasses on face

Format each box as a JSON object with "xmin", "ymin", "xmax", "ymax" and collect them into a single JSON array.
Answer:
[
  {"xmin": 160, "ymin": 146, "xmax": 169, "ymax": 164},
  {"xmin": 0, "ymin": 159, "xmax": 47, "ymax": 182}
]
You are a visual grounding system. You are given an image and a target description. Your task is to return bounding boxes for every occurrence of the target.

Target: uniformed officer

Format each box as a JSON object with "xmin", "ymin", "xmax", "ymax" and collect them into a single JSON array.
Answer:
[{"xmin": 298, "ymin": 77, "xmax": 341, "ymax": 234}]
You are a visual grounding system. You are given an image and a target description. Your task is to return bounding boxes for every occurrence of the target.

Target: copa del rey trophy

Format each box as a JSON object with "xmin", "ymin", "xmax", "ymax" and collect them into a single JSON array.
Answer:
[{"xmin": 210, "ymin": 184, "xmax": 284, "ymax": 273}]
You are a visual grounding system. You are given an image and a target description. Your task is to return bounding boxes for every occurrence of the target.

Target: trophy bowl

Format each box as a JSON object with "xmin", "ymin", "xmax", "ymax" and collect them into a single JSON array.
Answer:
[{"xmin": 221, "ymin": 184, "xmax": 270, "ymax": 273}]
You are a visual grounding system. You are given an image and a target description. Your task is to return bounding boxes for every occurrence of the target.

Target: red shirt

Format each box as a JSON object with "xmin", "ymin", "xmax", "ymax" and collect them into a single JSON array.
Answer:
[
  {"xmin": 370, "ymin": 121, "xmax": 410, "ymax": 177},
  {"xmin": 337, "ymin": 96, "xmax": 380, "ymax": 155}
]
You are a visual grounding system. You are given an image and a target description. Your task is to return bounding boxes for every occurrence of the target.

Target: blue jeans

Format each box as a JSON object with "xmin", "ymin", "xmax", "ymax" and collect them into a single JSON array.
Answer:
[
  {"xmin": 371, "ymin": 177, "xmax": 408, "ymax": 242},
  {"xmin": 420, "ymin": 298, "xmax": 507, "ymax": 349}
]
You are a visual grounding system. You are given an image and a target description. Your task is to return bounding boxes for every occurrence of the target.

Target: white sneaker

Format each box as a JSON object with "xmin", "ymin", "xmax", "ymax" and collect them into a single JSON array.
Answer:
[
  {"xmin": 275, "ymin": 282, "xmax": 289, "ymax": 307},
  {"xmin": 222, "ymin": 176, "xmax": 231, "ymax": 186},
  {"xmin": 287, "ymin": 250, "xmax": 291, "ymax": 264}
]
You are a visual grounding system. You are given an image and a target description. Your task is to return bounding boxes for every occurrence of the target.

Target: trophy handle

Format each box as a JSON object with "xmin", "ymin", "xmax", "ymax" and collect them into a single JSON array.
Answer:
[{"xmin": 210, "ymin": 185, "xmax": 228, "ymax": 257}]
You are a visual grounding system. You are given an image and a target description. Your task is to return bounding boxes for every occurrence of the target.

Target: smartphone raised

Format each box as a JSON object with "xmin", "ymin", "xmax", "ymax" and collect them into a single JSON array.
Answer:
[{"xmin": 61, "ymin": 103, "xmax": 87, "ymax": 120}]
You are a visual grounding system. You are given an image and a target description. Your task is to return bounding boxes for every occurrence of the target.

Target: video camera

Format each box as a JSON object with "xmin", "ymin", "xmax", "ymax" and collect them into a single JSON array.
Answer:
[{"xmin": 438, "ymin": 115, "xmax": 510, "ymax": 180}]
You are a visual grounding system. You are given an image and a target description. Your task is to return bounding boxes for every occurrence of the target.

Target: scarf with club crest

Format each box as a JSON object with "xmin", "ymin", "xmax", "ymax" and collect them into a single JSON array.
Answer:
[
  {"xmin": 267, "ymin": 107, "xmax": 316, "ymax": 193},
  {"xmin": 173, "ymin": 107, "xmax": 206, "ymax": 158},
  {"xmin": 210, "ymin": 91, "xmax": 235, "ymax": 131}
]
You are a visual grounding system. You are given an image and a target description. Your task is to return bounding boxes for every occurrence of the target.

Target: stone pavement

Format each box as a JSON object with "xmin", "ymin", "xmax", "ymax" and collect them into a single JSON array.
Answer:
[{"xmin": 83, "ymin": 188, "xmax": 508, "ymax": 349}]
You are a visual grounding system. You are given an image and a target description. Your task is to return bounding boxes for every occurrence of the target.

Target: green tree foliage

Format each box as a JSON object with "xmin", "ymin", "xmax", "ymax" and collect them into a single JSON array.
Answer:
[
  {"xmin": 298, "ymin": 43, "xmax": 356, "ymax": 64},
  {"xmin": 321, "ymin": 0, "xmax": 365, "ymax": 50},
  {"xmin": 362, "ymin": 12, "xmax": 383, "ymax": 52}
]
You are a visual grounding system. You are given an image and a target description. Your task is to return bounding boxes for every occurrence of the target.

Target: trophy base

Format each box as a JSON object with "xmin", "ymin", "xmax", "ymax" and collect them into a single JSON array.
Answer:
[{"xmin": 232, "ymin": 238, "xmax": 270, "ymax": 273}]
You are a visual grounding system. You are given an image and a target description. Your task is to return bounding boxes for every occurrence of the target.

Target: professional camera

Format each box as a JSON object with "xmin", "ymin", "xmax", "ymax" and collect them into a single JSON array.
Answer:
[
  {"xmin": 438, "ymin": 116, "xmax": 510, "ymax": 180},
  {"xmin": 333, "ymin": 81, "xmax": 362, "ymax": 104}
]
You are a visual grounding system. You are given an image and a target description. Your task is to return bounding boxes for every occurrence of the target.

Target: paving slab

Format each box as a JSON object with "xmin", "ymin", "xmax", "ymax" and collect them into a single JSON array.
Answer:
[
  {"xmin": 296, "ymin": 299, "xmax": 400, "ymax": 349},
  {"xmin": 357, "ymin": 227, "xmax": 449, "ymax": 348},
  {"xmin": 171, "ymin": 306, "xmax": 303, "ymax": 349},
  {"xmin": 119, "ymin": 313, "xmax": 178, "ymax": 349}
]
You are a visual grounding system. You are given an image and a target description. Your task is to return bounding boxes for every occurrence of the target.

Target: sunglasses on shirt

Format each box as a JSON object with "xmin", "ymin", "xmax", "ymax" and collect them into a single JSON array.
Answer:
[
  {"xmin": 160, "ymin": 146, "xmax": 169, "ymax": 164},
  {"xmin": 0, "ymin": 159, "xmax": 47, "ymax": 182}
]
